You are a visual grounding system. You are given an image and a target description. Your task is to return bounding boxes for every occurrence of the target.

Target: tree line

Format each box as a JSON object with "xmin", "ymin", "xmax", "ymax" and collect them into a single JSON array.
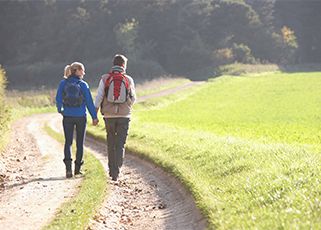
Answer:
[{"xmin": 0, "ymin": 0, "xmax": 320, "ymax": 89}]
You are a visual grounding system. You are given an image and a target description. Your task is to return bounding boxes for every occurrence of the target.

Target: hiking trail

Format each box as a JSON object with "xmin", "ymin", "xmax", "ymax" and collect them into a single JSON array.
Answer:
[{"xmin": 0, "ymin": 81, "xmax": 206, "ymax": 229}]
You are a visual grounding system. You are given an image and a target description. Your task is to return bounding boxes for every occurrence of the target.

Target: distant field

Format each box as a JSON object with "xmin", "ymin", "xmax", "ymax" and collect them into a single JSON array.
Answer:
[
  {"xmin": 88, "ymin": 72, "xmax": 321, "ymax": 229},
  {"xmin": 138, "ymin": 72, "xmax": 321, "ymax": 145}
]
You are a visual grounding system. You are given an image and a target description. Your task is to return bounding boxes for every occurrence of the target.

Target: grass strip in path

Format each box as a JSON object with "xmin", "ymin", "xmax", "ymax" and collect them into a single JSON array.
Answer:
[{"xmin": 43, "ymin": 125, "xmax": 107, "ymax": 230}]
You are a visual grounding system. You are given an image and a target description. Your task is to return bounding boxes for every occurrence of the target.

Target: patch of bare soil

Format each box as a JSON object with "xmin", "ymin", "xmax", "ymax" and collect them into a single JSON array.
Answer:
[{"xmin": 0, "ymin": 114, "xmax": 81, "ymax": 230}]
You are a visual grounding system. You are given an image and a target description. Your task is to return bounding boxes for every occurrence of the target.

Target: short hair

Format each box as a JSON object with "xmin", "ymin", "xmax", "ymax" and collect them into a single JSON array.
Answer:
[{"xmin": 113, "ymin": 54, "xmax": 128, "ymax": 67}]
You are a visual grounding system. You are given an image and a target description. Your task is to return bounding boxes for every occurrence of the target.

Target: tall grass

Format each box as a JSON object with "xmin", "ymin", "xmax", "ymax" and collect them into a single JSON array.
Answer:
[
  {"xmin": 0, "ymin": 66, "xmax": 10, "ymax": 151},
  {"xmin": 217, "ymin": 63, "xmax": 280, "ymax": 76},
  {"xmin": 0, "ymin": 66, "xmax": 8, "ymax": 114},
  {"xmin": 135, "ymin": 76, "xmax": 190, "ymax": 97},
  {"xmin": 7, "ymin": 89, "xmax": 56, "ymax": 108}
]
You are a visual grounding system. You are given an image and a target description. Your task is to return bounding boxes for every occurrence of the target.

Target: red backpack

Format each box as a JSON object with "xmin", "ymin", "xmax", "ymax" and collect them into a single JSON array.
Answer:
[{"xmin": 105, "ymin": 71, "xmax": 130, "ymax": 103}]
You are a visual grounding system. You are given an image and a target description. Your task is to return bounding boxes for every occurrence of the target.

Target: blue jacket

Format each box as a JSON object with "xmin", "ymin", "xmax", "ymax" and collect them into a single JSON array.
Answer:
[{"xmin": 56, "ymin": 75, "xmax": 97, "ymax": 119}]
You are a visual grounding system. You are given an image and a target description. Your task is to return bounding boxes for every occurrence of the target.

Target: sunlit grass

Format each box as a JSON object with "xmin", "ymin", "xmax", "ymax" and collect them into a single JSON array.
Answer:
[
  {"xmin": 135, "ymin": 76, "xmax": 190, "ymax": 97},
  {"xmin": 138, "ymin": 72, "xmax": 321, "ymax": 145},
  {"xmin": 6, "ymin": 89, "xmax": 56, "ymax": 107},
  {"xmin": 87, "ymin": 72, "xmax": 321, "ymax": 229},
  {"xmin": 126, "ymin": 122, "xmax": 321, "ymax": 229}
]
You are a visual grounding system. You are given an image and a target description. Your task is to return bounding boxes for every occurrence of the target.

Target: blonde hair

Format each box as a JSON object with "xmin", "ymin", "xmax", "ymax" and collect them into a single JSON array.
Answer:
[{"xmin": 63, "ymin": 62, "xmax": 85, "ymax": 79}]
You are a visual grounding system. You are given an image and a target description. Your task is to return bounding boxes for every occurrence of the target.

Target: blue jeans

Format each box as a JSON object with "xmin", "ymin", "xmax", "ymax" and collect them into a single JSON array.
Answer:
[
  {"xmin": 104, "ymin": 117, "xmax": 130, "ymax": 178},
  {"xmin": 62, "ymin": 116, "xmax": 86, "ymax": 168}
]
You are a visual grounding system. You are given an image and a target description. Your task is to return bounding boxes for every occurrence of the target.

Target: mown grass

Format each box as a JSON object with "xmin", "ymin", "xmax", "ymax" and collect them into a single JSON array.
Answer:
[
  {"xmin": 139, "ymin": 72, "xmax": 321, "ymax": 145},
  {"xmin": 87, "ymin": 72, "xmax": 321, "ymax": 229},
  {"xmin": 43, "ymin": 125, "xmax": 107, "ymax": 230}
]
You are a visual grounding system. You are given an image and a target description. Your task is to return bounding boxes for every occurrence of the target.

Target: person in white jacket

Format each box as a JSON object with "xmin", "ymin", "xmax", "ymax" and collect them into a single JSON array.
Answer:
[{"xmin": 95, "ymin": 54, "xmax": 136, "ymax": 181}]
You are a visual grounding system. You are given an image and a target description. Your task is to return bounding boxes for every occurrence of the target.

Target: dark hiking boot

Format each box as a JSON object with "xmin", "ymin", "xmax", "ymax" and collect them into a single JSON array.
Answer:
[
  {"xmin": 74, "ymin": 168, "xmax": 83, "ymax": 176},
  {"xmin": 74, "ymin": 170, "xmax": 83, "ymax": 176},
  {"xmin": 74, "ymin": 169, "xmax": 82, "ymax": 175},
  {"xmin": 63, "ymin": 159, "xmax": 72, "ymax": 178},
  {"xmin": 109, "ymin": 170, "xmax": 118, "ymax": 181},
  {"xmin": 74, "ymin": 160, "xmax": 84, "ymax": 175},
  {"xmin": 66, "ymin": 170, "xmax": 73, "ymax": 178},
  {"xmin": 111, "ymin": 172, "xmax": 119, "ymax": 181}
]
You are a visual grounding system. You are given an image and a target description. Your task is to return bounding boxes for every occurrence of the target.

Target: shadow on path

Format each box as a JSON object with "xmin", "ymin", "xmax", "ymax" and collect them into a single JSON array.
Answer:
[{"xmin": 4, "ymin": 176, "xmax": 81, "ymax": 190}]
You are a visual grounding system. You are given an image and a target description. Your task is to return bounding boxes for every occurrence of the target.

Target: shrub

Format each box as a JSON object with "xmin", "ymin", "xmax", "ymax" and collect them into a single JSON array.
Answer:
[
  {"xmin": 217, "ymin": 63, "xmax": 280, "ymax": 76},
  {"xmin": 0, "ymin": 66, "xmax": 6, "ymax": 98},
  {"xmin": 212, "ymin": 48, "xmax": 235, "ymax": 66},
  {"xmin": 232, "ymin": 43, "xmax": 257, "ymax": 64},
  {"xmin": 0, "ymin": 65, "xmax": 10, "ymax": 136}
]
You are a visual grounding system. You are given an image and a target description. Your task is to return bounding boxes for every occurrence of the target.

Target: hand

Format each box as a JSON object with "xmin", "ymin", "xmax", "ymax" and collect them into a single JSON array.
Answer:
[{"xmin": 92, "ymin": 119, "xmax": 99, "ymax": 126}]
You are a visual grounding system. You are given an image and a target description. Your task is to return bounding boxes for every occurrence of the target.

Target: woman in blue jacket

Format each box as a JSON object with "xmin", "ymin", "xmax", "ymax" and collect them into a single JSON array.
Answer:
[{"xmin": 56, "ymin": 62, "xmax": 98, "ymax": 178}]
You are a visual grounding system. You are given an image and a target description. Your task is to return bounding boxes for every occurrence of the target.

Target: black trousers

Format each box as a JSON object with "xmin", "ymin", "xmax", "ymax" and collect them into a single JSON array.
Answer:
[{"xmin": 62, "ymin": 116, "xmax": 86, "ymax": 167}]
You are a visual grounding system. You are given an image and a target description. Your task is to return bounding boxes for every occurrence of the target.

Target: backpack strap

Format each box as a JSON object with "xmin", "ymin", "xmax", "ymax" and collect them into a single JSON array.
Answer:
[{"xmin": 104, "ymin": 72, "xmax": 130, "ymax": 90}]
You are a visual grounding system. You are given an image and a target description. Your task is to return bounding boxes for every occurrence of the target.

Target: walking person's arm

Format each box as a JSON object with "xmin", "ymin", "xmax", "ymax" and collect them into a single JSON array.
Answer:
[
  {"xmin": 82, "ymin": 82, "xmax": 99, "ymax": 126},
  {"xmin": 128, "ymin": 77, "xmax": 136, "ymax": 105},
  {"xmin": 55, "ymin": 80, "xmax": 64, "ymax": 114},
  {"xmin": 94, "ymin": 78, "xmax": 105, "ymax": 113}
]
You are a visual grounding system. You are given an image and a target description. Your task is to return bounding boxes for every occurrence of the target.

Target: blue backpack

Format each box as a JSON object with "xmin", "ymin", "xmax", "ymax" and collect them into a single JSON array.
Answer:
[{"xmin": 62, "ymin": 80, "xmax": 84, "ymax": 107}]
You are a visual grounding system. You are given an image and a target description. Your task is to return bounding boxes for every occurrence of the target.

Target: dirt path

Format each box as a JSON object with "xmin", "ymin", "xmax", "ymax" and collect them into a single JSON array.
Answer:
[
  {"xmin": 0, "ymin": 81, "xmax": 206, "ymax": 229},
  {"xmin": 49, "ymin": 81, "xmax": 207, "ymax": 229},
  {"xmin": 48, "ymin": 113, "xmax": 206, "ymax": 230},
  {"xmin": 0, "ymin": 114, "xmax": 81, "ymax": 230},
  {"xmin": 137, "ymin": 81, "xmax": 204, "ymax": 103}
]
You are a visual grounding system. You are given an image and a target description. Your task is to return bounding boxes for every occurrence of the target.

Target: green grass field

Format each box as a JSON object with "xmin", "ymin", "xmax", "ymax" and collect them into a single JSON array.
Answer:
[
  {"xmin": 87, "ymin": 72, "xmax": 321, "ymax": 229},
  {"xmin": 138, "ymin": 72, "xmax": 321, "ymax": 145}
]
